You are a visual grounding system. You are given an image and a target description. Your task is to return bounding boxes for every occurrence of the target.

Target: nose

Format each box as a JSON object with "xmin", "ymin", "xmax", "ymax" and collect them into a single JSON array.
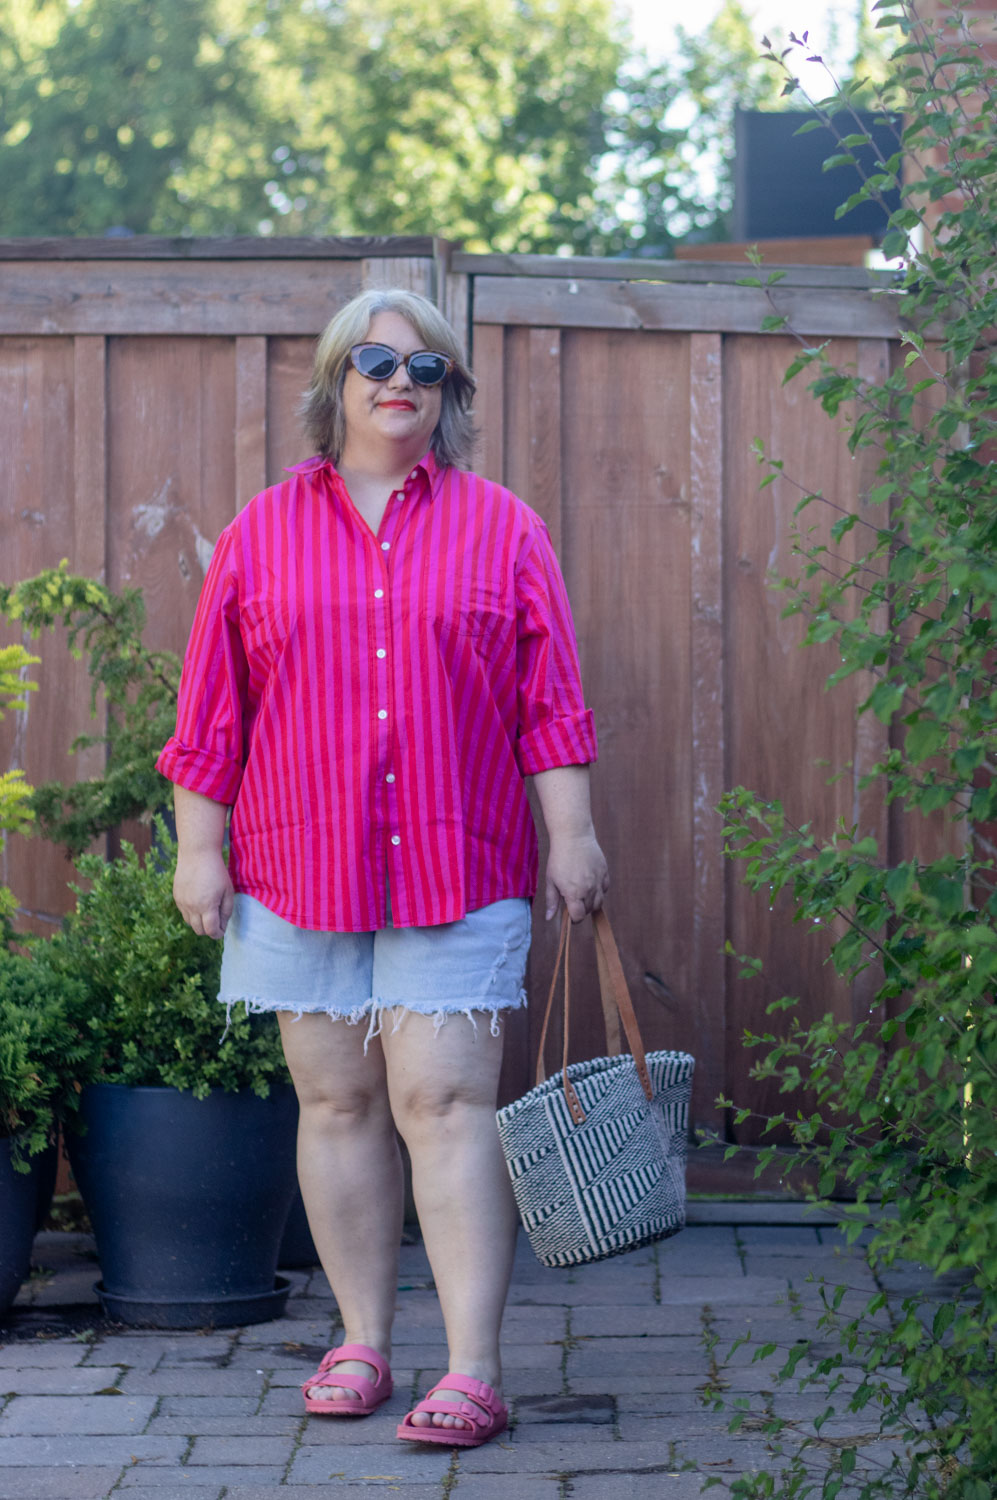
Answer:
[{"xmin": 386, "ymin": 357, "xmax": 415, "ymax": 391}]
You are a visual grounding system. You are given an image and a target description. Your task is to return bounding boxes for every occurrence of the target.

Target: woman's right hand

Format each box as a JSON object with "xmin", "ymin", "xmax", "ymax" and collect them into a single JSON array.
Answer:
[{"xmin": 173, "ymin": 848, "xmax": 234, "ymax": 940}]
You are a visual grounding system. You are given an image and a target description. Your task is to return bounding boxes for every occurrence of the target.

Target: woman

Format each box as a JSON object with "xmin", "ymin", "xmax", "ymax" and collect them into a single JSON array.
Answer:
[{"xmin": 157, "ymin": 287, "xmax": 608, "ymax": 1447}]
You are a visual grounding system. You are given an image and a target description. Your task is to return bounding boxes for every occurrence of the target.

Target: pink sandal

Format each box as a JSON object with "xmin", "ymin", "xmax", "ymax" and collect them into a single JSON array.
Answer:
[
  {"xmin": 301, "ymin": 1343, "xmax": 393, "ymax": 1416},
  {"xmin": 396, "ymin": 1374, "xmax": 508, "ymax": 1447}
]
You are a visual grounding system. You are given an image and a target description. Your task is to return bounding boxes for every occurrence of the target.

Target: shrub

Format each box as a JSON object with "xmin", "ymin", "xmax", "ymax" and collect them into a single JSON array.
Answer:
[
  {"xmin": 0, "ymin": 943, "xmax": 94, "ymax": 1169},
  {"xmin": 56, "ymin": 818, "xmax": 289, "ymax": 1098},
  {"xmin": 704, "ymin": 3, "xmax": 997, "ymax": 1497}
]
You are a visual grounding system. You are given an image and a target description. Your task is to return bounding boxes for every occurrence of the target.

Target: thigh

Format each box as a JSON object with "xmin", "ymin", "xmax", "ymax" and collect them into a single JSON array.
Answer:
[
  {"xmin": 278, "ymin": 1011, "xmax": 389, "ymax": 1110},
  {"xmin": 380, "ymin": 1009, "xmax": 508, "ymax": 1118}
]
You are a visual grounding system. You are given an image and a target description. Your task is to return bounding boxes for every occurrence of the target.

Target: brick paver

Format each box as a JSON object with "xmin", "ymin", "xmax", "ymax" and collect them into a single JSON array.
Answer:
[{"xmin": 0, "ymin": 1217, "xmax": 934, "ymax": 1498}]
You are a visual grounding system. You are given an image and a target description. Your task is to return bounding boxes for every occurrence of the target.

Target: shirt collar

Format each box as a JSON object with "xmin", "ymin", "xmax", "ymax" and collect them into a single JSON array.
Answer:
[{"xmin": 284, "ymin": 451, "xmax": 440, "ymax": 493}]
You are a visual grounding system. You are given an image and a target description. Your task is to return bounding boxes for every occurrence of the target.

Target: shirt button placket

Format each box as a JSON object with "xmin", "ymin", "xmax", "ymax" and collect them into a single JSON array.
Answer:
[{"xmin": 374, "ymin": 520, "xmax": 399, "ymax": 877}]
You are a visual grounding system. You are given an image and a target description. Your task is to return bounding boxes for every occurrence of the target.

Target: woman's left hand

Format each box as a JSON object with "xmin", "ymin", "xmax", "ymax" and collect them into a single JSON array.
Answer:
[{"xmin": 545, "ymin": 831, "xmax": 610, "ymax": 923}]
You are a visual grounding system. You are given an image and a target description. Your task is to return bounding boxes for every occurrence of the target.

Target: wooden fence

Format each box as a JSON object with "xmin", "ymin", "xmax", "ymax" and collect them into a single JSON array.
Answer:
[{"xmin": 0, "ymin": 237, "xmax": 956, "ymax": 1186}]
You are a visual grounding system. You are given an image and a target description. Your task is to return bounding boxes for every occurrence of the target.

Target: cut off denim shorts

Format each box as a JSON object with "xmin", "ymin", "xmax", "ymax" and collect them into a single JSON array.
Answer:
[{"xmin": 219, "ymin": 892, "xmax": 532, "ymax": 1051}]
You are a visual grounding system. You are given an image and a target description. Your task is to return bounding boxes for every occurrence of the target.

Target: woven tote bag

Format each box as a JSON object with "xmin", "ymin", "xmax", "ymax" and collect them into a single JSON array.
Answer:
[{"xmin": 496, "ymin": 909, "xmax": 694, "ymax": 1268}]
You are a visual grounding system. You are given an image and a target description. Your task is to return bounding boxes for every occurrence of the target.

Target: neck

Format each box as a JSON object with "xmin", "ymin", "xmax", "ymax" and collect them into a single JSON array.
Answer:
[{"xmin": 338, "ymin": 438, "xmax": 426, "ymax": 490}]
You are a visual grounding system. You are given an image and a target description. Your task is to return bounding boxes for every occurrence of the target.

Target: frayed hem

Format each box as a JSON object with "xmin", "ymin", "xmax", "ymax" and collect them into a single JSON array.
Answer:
[{"xmin": 217, "ymin": 990, "xmax": 527, "ymax": 1053}]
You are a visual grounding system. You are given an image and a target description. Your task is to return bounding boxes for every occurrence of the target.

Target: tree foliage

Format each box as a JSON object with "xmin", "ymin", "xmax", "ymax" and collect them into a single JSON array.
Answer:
[
  {"xmin": 0, "ymin": 0, "xmax": 623, "ymax": 251},
  {"xmin": 0, "ymin": 0, "xmax": 890, "ymax": 253},
  {"xmin": 1, "ymin": 565, "xmax": 179, "ymax": 855},
  {"xmin": 702, "ymin": 2, "xmax": 997, "ymax": 1496}
]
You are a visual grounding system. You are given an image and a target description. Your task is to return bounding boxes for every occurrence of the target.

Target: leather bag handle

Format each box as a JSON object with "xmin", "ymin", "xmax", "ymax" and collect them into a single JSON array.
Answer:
[{"xmin": 534, "ymin": 908, "xmax": 655, "ymax": 1125}]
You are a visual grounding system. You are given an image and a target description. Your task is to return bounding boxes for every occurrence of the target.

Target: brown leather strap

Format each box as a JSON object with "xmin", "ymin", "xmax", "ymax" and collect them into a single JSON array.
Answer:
[
  {"xmin": 592, "ymin": 909, "xmax": 654, "ymax": 1104},
  {"xmin": 534, "ymin": 908, "xmax": 654, "ymax": 1123}
]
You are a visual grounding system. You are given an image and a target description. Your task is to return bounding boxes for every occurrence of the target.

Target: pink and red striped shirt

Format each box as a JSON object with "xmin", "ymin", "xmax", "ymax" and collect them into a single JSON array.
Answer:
[{"xmin": 156, "ymin": 453, "xmax": 597, "ymax": 931}]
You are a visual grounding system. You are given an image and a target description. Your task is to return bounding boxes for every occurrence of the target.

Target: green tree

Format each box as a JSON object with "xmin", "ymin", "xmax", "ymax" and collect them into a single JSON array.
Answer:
[
  {"xmin": 0, "ymin": 0, "xmax": 624, "ymax": 250},
  {"xmin": 0, "ymin": 0, "xmax": 251, "ymax": 235}
]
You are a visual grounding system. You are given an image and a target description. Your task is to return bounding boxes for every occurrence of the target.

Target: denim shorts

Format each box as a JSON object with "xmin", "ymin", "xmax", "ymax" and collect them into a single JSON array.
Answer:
[{"xmin": 219, "ymin": 892, "xmax": 532, "ymax": 1050}]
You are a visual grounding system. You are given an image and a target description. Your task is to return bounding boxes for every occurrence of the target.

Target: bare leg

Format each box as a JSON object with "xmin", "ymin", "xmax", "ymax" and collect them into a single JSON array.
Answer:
[
  {"xmin": 278, "ymin": 1012, "xmax": 404, "ymax": 1404},
  {"xmin": 383, "ymin": 1011, "xmax": 518, "ymax": 1430}
]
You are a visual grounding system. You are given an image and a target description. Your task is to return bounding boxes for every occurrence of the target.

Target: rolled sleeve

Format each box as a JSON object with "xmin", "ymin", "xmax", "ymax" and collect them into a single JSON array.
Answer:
[
  {"xmin": 154, "ymin": 529, "xmax": 248, "ymax": 807},
  {"xmin": 514, "ymin": 525, "xmax": 598, "ymax": 777}
]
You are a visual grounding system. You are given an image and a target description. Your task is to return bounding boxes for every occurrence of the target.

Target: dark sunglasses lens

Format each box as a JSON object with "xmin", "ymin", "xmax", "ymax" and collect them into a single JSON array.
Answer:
[
  {"xmin": 407, "ymin": 353, "xmax": 449, "ymax": 386},
  {"xmin": 354, "ymin": 345, "xmax": 397, "ymax": 380}
]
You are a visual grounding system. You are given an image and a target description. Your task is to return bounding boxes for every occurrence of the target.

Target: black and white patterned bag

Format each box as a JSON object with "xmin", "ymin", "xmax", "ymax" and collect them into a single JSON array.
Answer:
[{"xmin": 496, "ymin": 910, "xmax": 694, "ymax": 1268}]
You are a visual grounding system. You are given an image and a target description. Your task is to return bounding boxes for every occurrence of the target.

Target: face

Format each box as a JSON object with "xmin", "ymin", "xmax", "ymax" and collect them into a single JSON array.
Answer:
[{"xmin": 340, "ymin": 309, "xmax": 444, "ymax": 462}]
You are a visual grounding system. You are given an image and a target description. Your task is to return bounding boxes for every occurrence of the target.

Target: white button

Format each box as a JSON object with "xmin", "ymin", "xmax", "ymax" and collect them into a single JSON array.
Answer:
[
  {"xmin": 377, "ymin": 709, "xmax": 388, "ymax": 720},
  {"xmin": 376, "ymin": 648, "xmax": 386, "ymax": 659},
  {"xmin": 391, "ymin": 834, "xmax": 401, "ymax": 846},
  {"xmin": 374, "ymin": 589, "xmax": 384, "ymax": 599},
  {"xmin": 381, "ymin": 541, "xmax": 390, "ymax": 551},
  {"xmin": 409, "ymin": 470, "xmax": 417, "ymax": 479},
  {"xmin": 386, "ymin": 773, "xmax": 396, "ymax": 784}
]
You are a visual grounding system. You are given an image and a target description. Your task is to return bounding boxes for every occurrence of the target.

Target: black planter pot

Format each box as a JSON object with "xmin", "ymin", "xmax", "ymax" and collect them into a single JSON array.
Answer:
[
  {"xmin": 0, "ymin": 1138, "xmax": 41, "ymax": 1316},
  {"xmin": 68, "ymin": 1083, "xmax": 299, "ymax": 1328},
  {"xmin": 278, "ymin": 1185, "xmax": 319, "ymax": 1269}
]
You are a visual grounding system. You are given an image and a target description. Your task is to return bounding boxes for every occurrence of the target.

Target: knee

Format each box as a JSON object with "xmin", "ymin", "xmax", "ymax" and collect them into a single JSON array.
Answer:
[
  {"xmin": 391, "ymin": 1079, "xmax": 493, "ymax": 1138},
  {"xmin": 296, "ymin": 1083, "xmax": 391, "ymax": 1134}
]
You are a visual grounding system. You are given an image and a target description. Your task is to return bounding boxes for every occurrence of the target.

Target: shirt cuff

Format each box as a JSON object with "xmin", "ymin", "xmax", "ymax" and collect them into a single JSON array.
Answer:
[
  {"xmin": 155, "ymin": 739, "xmax": 243, "ymax": 805},
  {"xmin": 516, "ymin": 709, "xmax": 598, "ymax": 778}
]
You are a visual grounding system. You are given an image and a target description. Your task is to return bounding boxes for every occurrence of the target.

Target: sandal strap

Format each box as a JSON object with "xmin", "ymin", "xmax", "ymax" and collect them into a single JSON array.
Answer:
[
  {"xmin": 304, "ymin": 1343, "xmax": 390, "ymax": 1400},
  {"xmin": 306, "ymin": 1368, "xmax": 376, "ymax": 1399}
]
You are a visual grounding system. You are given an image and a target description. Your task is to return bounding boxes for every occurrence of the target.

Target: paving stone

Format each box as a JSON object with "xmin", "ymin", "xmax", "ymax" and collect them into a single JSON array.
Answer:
[
  {"xmin": 0, "ymin": 1343, "xmax": 88, "ymax": 1368},
  {"xmin": 510, "ymin": 1420, "xmax": 615, "ymax": 1444},
  {"xmin": 85, "ymin": 1338, "xmax": 175, "ymax": 1369},
  {"xmin": 147, "ymin": 1416, "xmax": 299, "ymax": 1437},
  {"xmin": 615, "ymin": 1392, "xmax": 713, "ymax": 1416},
  {"xmin": 514, "ymin": 1393, "xmax": 614, "ymax": 1425},
  {"xmin": 616, "ymin": 1414, "xmax": 734, "ymax": 1442},
  {"xmin": 186, "ymin": 1434, "xmax": 295, "ymax": 1465},
  {"xmin": 0, "ymin": 1393, "xmax": 157, "ymax": 1434},
  {"xmin": 0, "ymin": 1435, "xmax": 187, "ymax": 1465},
  {"xmin": 224, "ymin": 1491, "xmax": 441, "ymax": 1500},
  {"xmin": 451, "ymin": 1475, "xmax": 562, "ymax": 1497},
  {"xmin": 118, "ymin": 1469, "xmax": 281, "ymax": 1488},
  {"xmin": 155, "ymin": 1338, "xmax": 238, "ymax": 1365},
  {"xmin": 158, "ymin": 1395, "xmax": 259, "ymax": 1417},
  {"xmin": 259, "ymin": 1384, "xmax": 308, "ymax": 1415},
  {"xmin": 238, "ymin": 1317, "xmax": 335, "ymax": 1344},
  {"xmin": 0, "ymin": 1469, "xmax": 124, "ymax": 1500},
  {"xmin": 571, "ymin": 1304, "xmax": 705, "ymax": 1337},
  {"xmin": 119, "ymin": 1369, "xmax": 265, "ymax": 1397},
  {"xmin": 737, "ymin": 1227, "xmax": 823, "ymax": 1251},
  {"xmin": 567, "ymin": 1343, "xmax": 710, "ymax": 1379},
  {"xmin": 0, "ymin": 1366, "xmax": 128, "ymax": 1396},
  {"xmin": 288, "ymin": 1441, "xmax": 453, "ymax": 1484},
  {"xmin": 570, "ymin": 1374, "xmax": 710, "ymax": 1395},
  {"xmin": 298, "ymin": 1400, "xmax": 424, "ymax": 1444},
  {"xmin": 456, "ymin": 1438, "xmax": 684, "ymax": 1474},
  {"xmin": 568, "ymin": 1473, "xmax": 707, "ymax": 1498}
]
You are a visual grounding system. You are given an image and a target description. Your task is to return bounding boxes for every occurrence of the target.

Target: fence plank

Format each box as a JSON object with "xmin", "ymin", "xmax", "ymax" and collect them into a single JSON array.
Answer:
[
  {"xmin": 723, "ymin": 334, "xmax": 862, "ymax": 1141},
  {"xmin": 235, "ymin": 337, "xmax": 268, "ymax": 511},
  {"xmin": 0, "ymin": 261, "xmax": 364, "ymax": 336},
  {"xmin": 0, "ymin": 335, "xmax": 82, "ymax": 925},
  {"xmin": 361, "ymin": 257, "xmax": 435, "ymax": 298},
  {"xmin": 851, "ymin": 339, "xmax": 892, "ymax": 1026},
  {"xmin": 525, "ymin": 328, "xmax": 562, "ymax": 549},
  {"xmin": 472, "ymin": 323, "xmax": 505, "ymax": 484},
  {"xmin": 473, "ymin": 275, "xmax": 903, "ymax": 339},
  {"xmin": 454, "ymin": 250, "xmax": 896, "ymax": 291},
  {"xmin": 688, "ymin": 333, "xmax": 726, "ymax": 1131},
  {"xmin": 265, "ymin": 337, "xmax": 315, "ymax": 484},
  {"xmin": 0, "ymin": 235, "xmax": 442, "ymax": 260}
]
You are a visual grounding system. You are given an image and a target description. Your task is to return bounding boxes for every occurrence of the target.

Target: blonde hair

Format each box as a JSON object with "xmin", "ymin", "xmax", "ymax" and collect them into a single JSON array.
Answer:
[{"xmin": 301, "ymin": 288, "xmax": 476, "ymax": 469}]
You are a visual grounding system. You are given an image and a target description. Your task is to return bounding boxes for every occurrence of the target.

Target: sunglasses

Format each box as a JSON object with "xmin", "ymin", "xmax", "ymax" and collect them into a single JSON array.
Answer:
[{"xmin": 349, "ymin": 342, "xmax": 454, "ymax": 388}]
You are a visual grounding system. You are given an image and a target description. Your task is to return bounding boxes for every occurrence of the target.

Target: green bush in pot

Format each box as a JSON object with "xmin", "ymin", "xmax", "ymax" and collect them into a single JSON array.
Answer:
[
  {"xmin": 57, "ymin": 818, "xmax": 289, "ymax": 1098},
  {"xmin": 0, "ymin": 941, "xmax": 95, "ymax": 1314},
  {"xmin": 54, "ymin": 818, "xmax": 298, "ymax": 1328}
]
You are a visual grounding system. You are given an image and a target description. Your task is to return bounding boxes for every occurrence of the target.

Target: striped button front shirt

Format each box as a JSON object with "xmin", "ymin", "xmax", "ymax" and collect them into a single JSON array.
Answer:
[{"xmin": 156, "ymin": 453, "xmax": 597, "ymax": 931}]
